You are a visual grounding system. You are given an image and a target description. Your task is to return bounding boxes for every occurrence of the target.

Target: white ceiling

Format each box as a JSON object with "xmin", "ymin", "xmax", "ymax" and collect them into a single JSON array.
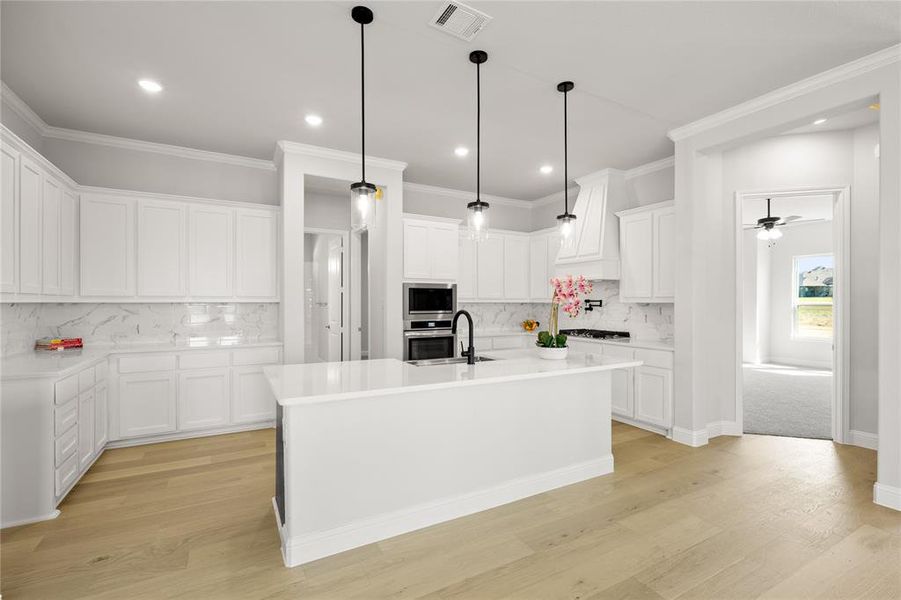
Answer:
[{"xmin": 1, "ymin": 1, "xmax": 898, "ymax": 199}]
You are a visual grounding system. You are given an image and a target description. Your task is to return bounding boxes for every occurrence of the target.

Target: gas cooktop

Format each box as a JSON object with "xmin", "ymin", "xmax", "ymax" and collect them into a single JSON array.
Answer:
[{"xmin": 559, "ymin": 329, "xmax": 630, "ymax": 340}]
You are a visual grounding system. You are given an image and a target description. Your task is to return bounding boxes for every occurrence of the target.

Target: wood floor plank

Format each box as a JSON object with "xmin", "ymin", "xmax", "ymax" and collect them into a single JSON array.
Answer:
[{"xmin": 3, "ymin": 426, "xmax": 900, "ymax": 600}]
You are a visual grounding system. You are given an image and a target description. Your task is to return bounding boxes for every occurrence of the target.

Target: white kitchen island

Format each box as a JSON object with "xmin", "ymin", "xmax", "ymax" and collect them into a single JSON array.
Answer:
[{"xmin": 264, "ymin": 348, "xmax": 641, "ymax": 567}]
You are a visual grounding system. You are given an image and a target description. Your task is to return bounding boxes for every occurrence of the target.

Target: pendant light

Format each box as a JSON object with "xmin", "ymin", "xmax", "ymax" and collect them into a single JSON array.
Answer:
[
  {"xmin": 466, "ymin": 50, "xmax": 490, "ymax": 242},
  {"xmin": 350, "ymin": 6, "xmax": 376, "ymax": 231},
  {"xmin": 556, "ymin": 81, "xmax": 576, "ymax": 249}
]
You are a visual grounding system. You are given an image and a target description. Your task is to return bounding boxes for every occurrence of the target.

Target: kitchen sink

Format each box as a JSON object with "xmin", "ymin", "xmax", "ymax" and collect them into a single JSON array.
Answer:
[{"xmin": 407, "ymin": 356, "xmax": 497, "ymax": 367}]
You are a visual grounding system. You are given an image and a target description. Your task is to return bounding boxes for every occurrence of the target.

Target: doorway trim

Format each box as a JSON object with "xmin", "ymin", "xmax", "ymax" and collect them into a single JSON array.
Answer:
[
  {"xmin": 305, "ymin": 227, "xmax": 351, "ymax": 362},
  {"xmin": 733, "ymin": 185, "xmax": 850, "ymax": 443}
]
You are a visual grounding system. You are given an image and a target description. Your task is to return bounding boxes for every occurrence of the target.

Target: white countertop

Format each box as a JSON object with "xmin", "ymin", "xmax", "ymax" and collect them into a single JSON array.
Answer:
[
  {"xmin": 473, "ymin": 329, "xmax": 674, "ymax": 352},
  {"xmin": 264, "ymin": 348, "xmax": 643, "ymax": 407},
  {"xmin": 1, "ymin": 339, "xmax": 283, "ymax": 380}
]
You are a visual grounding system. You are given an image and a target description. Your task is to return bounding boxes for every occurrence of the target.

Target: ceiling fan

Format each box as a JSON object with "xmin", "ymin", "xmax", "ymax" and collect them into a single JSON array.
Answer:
[{"xmin": 743, "ymin": 198, "xmax": 821, "ymax": 241}]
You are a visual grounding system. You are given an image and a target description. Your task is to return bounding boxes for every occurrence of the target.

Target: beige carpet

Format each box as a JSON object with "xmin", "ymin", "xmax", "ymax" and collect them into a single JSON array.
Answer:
[{"xmin": 742, "ymin": 363, "xmax": 832, "ymax": 439}]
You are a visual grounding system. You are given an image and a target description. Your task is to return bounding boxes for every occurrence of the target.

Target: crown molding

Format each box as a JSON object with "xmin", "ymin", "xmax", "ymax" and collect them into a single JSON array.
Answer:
[
  {"xmin": 668, "ymin": 43, "xmax": 901, "ymax": 142},
  {"xmin": 624, "ymin": 156, "xmax": 674, "ymax": 179},
  {"xmin": 78, "ymin": 184, "xmax": 280, "ymax": 211},
  {"xmin": 277, "ymin": 140, "xmax": 407, "ymax": 172},
  {"xmin": 2, "ymin": 80, "xmax": 276, "ymax": 171},
  {"xmin": 1, "ymin": 124, "xmax": 78, "ymax": 187},
  {"xmin": 403, "ymin": 182, "xmax": 531, "ymax": 208},
  {"xmin": 575, "ymin": 167, "xmax": 625, "ymax": 187}
]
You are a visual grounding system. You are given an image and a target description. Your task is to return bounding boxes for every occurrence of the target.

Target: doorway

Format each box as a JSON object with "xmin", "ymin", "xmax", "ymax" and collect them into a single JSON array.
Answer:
[{"xmin": 736, "ymin": 188, "xmax": 849, "ymax": 441}]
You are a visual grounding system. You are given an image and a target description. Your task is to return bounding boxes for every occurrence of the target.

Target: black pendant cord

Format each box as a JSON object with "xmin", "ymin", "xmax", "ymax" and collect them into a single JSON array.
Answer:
[
  {"xmin": 476, "ymin": 60, "xmax": 480, "ymax": 202},
  {"xmin": 360, "ymin": 19, "xmax": 366, "ymax": 184},
  {"xmin": 563, "ymin": 86, "xmax": 568, "ymax": 215}
]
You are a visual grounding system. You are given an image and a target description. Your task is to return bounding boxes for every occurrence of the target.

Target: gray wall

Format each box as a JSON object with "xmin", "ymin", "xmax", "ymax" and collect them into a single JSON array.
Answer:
[
  {"xmin": 305, "ymin": 190, "xmax": 351, "ymax": 230},
  {"xmin": 626, "ymin": 167, "xmax": 674, "ymax": 207}
]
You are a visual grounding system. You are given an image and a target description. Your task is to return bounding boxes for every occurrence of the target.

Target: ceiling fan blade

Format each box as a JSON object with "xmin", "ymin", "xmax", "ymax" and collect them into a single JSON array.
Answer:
[
  {"xmin": 777, "ymin": 217, "xmax": 826, "ymax": 226},
  {"xmin": 780, "ymin": 215, "xmax": 803, "ymax": 223}
]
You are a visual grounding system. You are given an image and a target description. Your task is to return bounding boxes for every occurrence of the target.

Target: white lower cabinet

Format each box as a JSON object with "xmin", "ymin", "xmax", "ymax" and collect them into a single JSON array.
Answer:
[
  {"xmin": 178, "ymin": 368, "xmax": 230, "ymax": 430},
  {"xmin": 635, "ymin": 365, "xmax": 672, "ymax": 429},
  {"xmin": 119, "ymin": 372, "xmax": 178, "ymax": 437},
  {"xmin": 604, "ymin": 345, "xmax": 636, "ymax": 419},
  {"xmin": 231, "ymin": 366, "xmax": 276, "ymax": 424},
  {"xmin": 77, "ymin": 389, "xmax": 95, "ymax": 470},
  {"xmin": 94, "ymin": 384, "xmax": 108, "ymax": 453},
  {"xmin": 599, "ymin": 343, "xmax": 673, "ymax": 432}
]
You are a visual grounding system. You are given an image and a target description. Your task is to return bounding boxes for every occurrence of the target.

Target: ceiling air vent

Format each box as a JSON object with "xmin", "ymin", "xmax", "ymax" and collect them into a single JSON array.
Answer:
[{"xmin": 429, "ymin": 2, "xmax": 492, "ymax": 42}]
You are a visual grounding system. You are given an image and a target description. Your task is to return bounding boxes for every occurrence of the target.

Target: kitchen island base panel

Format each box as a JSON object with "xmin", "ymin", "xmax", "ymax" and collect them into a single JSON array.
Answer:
[{"xmin": 278, "ymin": 370, "xmax": 613, "ymax": 567}]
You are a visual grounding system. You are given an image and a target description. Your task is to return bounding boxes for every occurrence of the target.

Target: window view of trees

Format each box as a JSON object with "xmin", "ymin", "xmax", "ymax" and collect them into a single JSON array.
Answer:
[{"xmin": 793, "ymin": 254, "xmax": 834, "ymax": 339}]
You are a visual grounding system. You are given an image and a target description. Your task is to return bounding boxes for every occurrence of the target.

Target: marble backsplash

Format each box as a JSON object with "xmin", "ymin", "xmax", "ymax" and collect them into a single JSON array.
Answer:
[
  {"xmin": 460, "ymin": 281, "xmax": 674, "ymax": 340},
  {"xmin": 1, "ymin": 303, "xmax": 280, "ymax": 356}
]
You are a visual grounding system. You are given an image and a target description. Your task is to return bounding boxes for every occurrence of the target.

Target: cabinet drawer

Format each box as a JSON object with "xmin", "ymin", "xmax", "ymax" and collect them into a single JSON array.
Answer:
[
  {"xmin": 54, "ymin": 400, "xmax": 78, "ymax": 436},
  {"xmin": 79, "ymin": 367, "xmax": 95, "ymax": 391},
  {"xmin": 55, "ymin": 374, "xmax": 79, "ymax": 405},
  {"xmin": 118, "ymin": 354, "xmax": 178, "ymax": 373},
  {"xmin": 55, "ymin": 425, "xmax": 78, "ymax": 466},
  {"xmin": 179, "ymin": 351, "xmax": 230, "ymax": 370},
  {"xmin": 55, "ymin": 454, "xmax": 79, "ymax": 496},
  {"xmin": 95, "ymin": 360, "xmax": 109, "ymax": 383},
  {"xmin": 232, "ymin": 347, "xmax": 280, "ymax": 366},
  {"xmin": 635, "ymin": 348, "xmax": 673, "ymax": 369}
]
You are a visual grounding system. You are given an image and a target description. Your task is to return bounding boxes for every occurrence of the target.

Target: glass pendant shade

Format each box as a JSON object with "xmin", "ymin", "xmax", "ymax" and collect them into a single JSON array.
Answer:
[
  {"xmin": 467, "ymin": 200, "xmax": 490, "ymax": 242},
  {"xmin": 351, "ymin": 182, "xmax": 376, "ymax": 231},
  {"xmin": 557, "ymin": 212, "xmax": 577, "ymax": 249},
  {"xmin": 756, "ymin": 227, "xmax": 783, "ymax": 241}
]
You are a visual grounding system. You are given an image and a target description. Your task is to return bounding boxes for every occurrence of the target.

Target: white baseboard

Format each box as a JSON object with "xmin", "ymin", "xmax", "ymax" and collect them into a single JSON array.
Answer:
[
  {"xmin": 848, "ymin": 430, "xmax": 878, "ymax": 450},
  {"xmin": 2, "ymin": 509, "xmax": 60, "ymax": 529},
  {"xmin": 763, "ymin": 357, "xmax": 833, "ymax": 370},
  {"xmin": 672, "ymin": 426, "xmax": 709, "ymax": 447},
  {"xmin": 280, "ymin": 454, "xmax": 614, "ymax": 567},
  {"xmin": 873, "ymin": 483, "xmax": 901, "ymax": 512},
  {"xmin": 106, "ymin": 421, "xmax": 274, "ymax": 449},
  {"xmin": 707, "ymin": 420, "xmax": 742, "ymax": 438},
  {"xmin": 612, "ymin": 414, "xmax": 668, "ymax": 436}
]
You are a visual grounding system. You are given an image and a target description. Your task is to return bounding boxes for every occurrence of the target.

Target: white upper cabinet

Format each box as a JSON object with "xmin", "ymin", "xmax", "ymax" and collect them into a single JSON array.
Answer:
[
  {"xmin": 41, "ymin": 176, "xmax": 61, "ymax": 295},
  {"xmin": 402, "ymin": 216, "xmax": 459, "ymax": 281},
  {"xmin": 189, "ymin": 205, "xmax": 234, "ymax": 297},
  {"xmin": 617, "ymin": 201, "xmax": 674, "ymax": 303},
  {"xmin": 528, "ymin": 230, "xmax": 560, "ymax": 302},
  {"xmin": 555, "ymin": 169, "xmax": 629, "ymax": 280},
  {"xmin": 59, "ymin": 189, "xmax": 77, "ymax": 296},
  {"xmin": 236, "ymin": 209, "xmax": 278, "ymax": 298},
  {"xmin": 503, "ymin": 234, "xmax": 530, "ymax": 302},
  {"xmin": 18, "ymin": 157, "xmax": 43, "ymax": 294},
  {"xmin": 138, "ymin": 200, "xmax": 186, "ymax": 297},
  {"xmin": 80, "ymin": 194, "xmax": 136, "ymax": 297},
  {"xmin": 1, "ymin": 145, "xmax": 18, "ymax": 293},
  {"xmin": 457, "ymin": 233, "xmax": 477, "ymax": 301},
  {"xmin": 475, "ymin": 233, "xmax": 504, "ymax": 299}
]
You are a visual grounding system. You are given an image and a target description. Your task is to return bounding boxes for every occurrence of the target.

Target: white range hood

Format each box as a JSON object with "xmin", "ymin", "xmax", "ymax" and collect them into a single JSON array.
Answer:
[{"xmin": 555, "ymin": 168, "xmax": 630, "ymax": 280}]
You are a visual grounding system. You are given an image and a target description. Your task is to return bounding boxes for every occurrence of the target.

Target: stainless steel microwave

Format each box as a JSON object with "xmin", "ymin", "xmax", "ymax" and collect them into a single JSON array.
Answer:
[{"xmin": 402, "ymin": 282, "xmax": 457, "ymax": 322}]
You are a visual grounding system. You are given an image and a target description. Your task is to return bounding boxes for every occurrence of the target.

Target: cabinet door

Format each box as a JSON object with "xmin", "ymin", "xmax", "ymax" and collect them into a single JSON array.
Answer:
[
  {"xmin": 652, "ymin": 207, "xmax": 676, "ymax": 300},
  {"xmin": 476, "ymin": 233, "xmax": 504, "ymax": 299},
  {"xmin": 619, "ymin": 213, "xmax": 653, "ymax": 300},
  {"xmin": 94, "ymin": 384, "xmax": 108, "ymax": 453},
  {"xmin": 189, "ymin": 205, "xmax": 233, "ymax": 297},
  {"xmin": 429, "ymin": 224, "xmax": 459, "ymax": 281},
  {"xmin": 78, "ymin": 389, "xmax": 95, "ymax": 470},
  {"xmin": 236, "ymin": 209, "xmax": 278, "ymax": 298},
  {"xmin": 59, "ymin": 189, "xmax": 77, "ymax": 296},
  {"xmin": 138, "ymin": 200, "xmax": 186, "ymax": 297},
  {"xmin": 178, "ymin": 368, "xmax": 230, "ymax": 430},
  {"xmin": 81, "ymin": 195, "xmax": 136, "ymax": 296},
  {"xmin": 503, "ymin": 235, "xmax": 530, "ymax": 301},
  {"xmin": 603, "ymin": 345, "xmax": 636, "ymax": 419},
  {"xmin": 119, "ymin": 372, "xmax": 177, "ymax": 438},
  {"xmin": 231, "ymin": 366, "xmax": 276, "ymax": 424},
  {"xmin": 402, "ymin": 220, "xmax": 431, "ymax": 280},
  {"xmin": 19, "ymin": 157, "xmax": 42, "ymax": 294},
  {"xmin": 457, "ymin": 233, "xmax": 477, "ymax": 300},
  {"xmin": 635, "ymin": 365, "xmax": 672, "ymax": 428},
  {"xmin": 1, "ymin": 145, "xmax": 18, "ymax": 293},
  {"xmin": 529, "ymin": 234, "xmax": 548, "ymax": 301},
  {"xmin": 41, "ymin": 176, "xmax": 61, "ymax": 295}
]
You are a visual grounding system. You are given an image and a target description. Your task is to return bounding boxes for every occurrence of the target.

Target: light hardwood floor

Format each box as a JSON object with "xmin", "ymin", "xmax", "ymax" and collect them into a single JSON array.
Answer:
[{"xmin": 2, "ymin": 423, "xmax": 899, "ymax": 599}]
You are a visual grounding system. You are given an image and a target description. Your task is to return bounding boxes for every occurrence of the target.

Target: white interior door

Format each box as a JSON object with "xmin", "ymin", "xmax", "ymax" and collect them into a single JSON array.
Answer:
[{"xmin": 327, "ymin": 237, "xmax": 344, "ymax": 362}]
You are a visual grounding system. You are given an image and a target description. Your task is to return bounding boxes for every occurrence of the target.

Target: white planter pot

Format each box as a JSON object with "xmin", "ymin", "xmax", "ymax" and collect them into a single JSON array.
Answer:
[{"xmin": 536, "ymin": 346, "xmax": 569, "ymax": 360}]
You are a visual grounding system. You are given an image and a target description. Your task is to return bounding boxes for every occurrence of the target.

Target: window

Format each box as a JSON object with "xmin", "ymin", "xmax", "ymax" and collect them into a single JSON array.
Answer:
[{"xmin": 792, "ymin": 254, "xmax": 834, "ymax": 339}]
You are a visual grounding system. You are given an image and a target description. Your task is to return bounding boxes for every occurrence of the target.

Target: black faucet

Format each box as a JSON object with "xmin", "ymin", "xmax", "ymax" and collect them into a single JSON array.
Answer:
[{"xmin": 451, "ymin": 310, "xmax": 476, "ymax": 365}]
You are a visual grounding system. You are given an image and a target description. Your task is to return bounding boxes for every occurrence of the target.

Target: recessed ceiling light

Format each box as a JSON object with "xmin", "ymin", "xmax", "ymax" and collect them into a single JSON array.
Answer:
[
  {"xmin": 454, "ymin": 146, "xmax": 469, "ymax": 157},
  {"xmin": 305, "ymin": 114, "xmax": 323, "ymax": 127},
  {"xmin": 813, "ymin": 118, "xmax": 827, "ymax": 125},
  {"xmin": 137, "ymin": 79, "xmax": 163, "ymax": 93},
  {"xmin": 539, "ymin": 165, "xmax": 553, "ymax": 175}
]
